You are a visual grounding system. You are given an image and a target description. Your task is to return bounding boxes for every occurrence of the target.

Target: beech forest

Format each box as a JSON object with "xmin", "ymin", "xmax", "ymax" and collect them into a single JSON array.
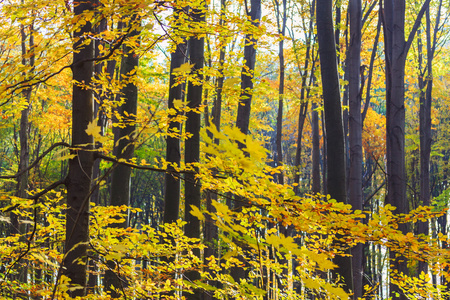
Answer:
[{"xmin": 1, "ymin": 0, "xmax": 450, "ymax": 299}]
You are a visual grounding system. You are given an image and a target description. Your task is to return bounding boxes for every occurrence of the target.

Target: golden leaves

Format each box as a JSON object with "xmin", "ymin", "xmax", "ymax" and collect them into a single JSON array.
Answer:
[{"xmin": 85, "ymin": 118, "xmax": 108, "ymax": 144}]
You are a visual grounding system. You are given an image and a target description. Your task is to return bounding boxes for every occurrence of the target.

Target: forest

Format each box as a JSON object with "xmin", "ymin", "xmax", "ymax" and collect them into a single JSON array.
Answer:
[{"xmin": 0, "ymin": 0, "xmax": 450, "ymax": 299}]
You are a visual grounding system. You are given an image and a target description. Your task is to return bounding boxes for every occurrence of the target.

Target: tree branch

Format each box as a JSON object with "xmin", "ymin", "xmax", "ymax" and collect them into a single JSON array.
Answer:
[
  {"xmin": 0, "ymin": 142, "xmax": 70, "ymax": 179},
  {"xmin": 404, "ymin": 0, "xmax": 432, "ymax": 55}
]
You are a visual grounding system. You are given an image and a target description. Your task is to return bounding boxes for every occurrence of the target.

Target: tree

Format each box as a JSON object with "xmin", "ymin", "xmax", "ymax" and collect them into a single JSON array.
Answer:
[
  {"xmin": 348, "ymin": 0, "xmax": 363, "ymax": 297},
  {"xmin": 105, "ymin": 14, "xmax": 140, "ymax": 297},
  {"xmin": 183, "ymin": 3, "xmax": 205, "ymax": 299},
  {"xmin": 163, "ymin": 7, "xmax": 187, "ymax": 224},
  {"xmin": 235, "ymin": 0, "xmax": 262, "ymax": 137},
  {"xmin": 383, "ymin": 0, "xmax": 430, "ymax": 297},
  {"xmin": 417, "ymin": 0, "xmax": 442, "ymax": 275},
  {"xmin": 292, "ymin": 0, "xmax": 315, "ymax": 195},
  {"xmin": 274, "ymin": 0, "xmax": 287, "ymax": 184},
  {"xmin": 316, "ymin": 0, "xmax": 353, "ymax": 292},
  {"xmin": 62, "ymin": 0, "xmax": 95, "ymax": 296}
]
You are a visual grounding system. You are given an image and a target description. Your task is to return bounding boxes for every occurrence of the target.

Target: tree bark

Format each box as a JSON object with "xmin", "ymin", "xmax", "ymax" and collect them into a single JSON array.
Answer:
[
  {"xmin": 105, "ymin": 16, "xmax": 139, "ymax": 298},
  {"xmin": 293, "ymin": 0, "xmax": 314, "ymax": 195},
  {"xmin": 275, "ymin": 0, "xmax": 287, "ymax": 184},
  {"xmin": 316, "ymin": 0, "xmax": 353, "ymax": 292},
  {"xmin": 311, "ymin": 102, "xmax": 321, "ymax": 194},
  {"xmin": 163, "ymin": 8, "xmax": 187, "ymax": 224},
  {"xmin": 184, "ymin": 4, "xmax": 205, "ymax": 300},
  {"xmin": 348, "ymin": 0, "xmax": 363, "ymax": 297},
  {"xmin": 235, "ymin": 0, "xmax": 261, "ymax": 136},
  {"xmin": 110, "ymin": 17, "xmax": 139, "ymax": 216},
  {"xmin": 418, "ymin": 1, "xmax": 442, "ymax": 275},
  {"xmin": 204, "ymin": 2, "xmax": 226, "ymax": 298},
  {"xmin": 383, "ymin": 0, "xmax": 430, "ymax": 297},
  {"xmin": 63, "ymin": 0, "xmax": 95, "ymax": 297}
]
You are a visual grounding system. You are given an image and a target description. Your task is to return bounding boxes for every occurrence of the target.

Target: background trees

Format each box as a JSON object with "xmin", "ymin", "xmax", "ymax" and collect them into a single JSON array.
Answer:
[{"xmin": 0, "ymin": 0, "xmax": 450, "ymax": 299}]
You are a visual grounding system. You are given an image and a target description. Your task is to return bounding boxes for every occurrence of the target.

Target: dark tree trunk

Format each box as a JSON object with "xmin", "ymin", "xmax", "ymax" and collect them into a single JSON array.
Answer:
[
  {"xmin": 362, "ymin": 5, "xmax": 381, "ymax": 124},
  {"xmin": 382, "ymin": 0, "xmax": 430, "ymax": 297},
  {"xmin": 164, "ymin": 8, "xmax": 187, "ymax": 224},
  {"xmin": 63, "ymin": 0, "xmax": 95, "ymax": 297},
  {"xmin": 184, "ymin": 4, "xmax": 205, "ymax": 300},
  {"xmin": 204, "ymin": 2, "xmax": 226, "ymax": 298},
  {"xmin": 316, "ymin": 0, "xmax": 353, "ymax": 292},
  {"xmin": 321, "ymin": 110, "xmax": 327, "ymax": 195},
  {"xmin": 348, "ymin": 0, "xmax": 363, "ymax": 297},
  {"xmin": 110, "ymin": 19, "xmax": 139, "ymax": 212},
  {"xmin": 10, "ymin": 19, "xmax": 35, "ymax": 285},
  {"xmin": 235, "ymin": 0, "xmax": 261, "ymax": 136},
  {"xmin": 275, "ymin": 0, "xmax": 287, "ymax": 184},
  {"xmin": 88, "ymin": 9, "xmax": 110, "ymax": 293},
  {"xmin": 312, "ymin": 102, "xmax": 321, "ymax": 194},
  {"xmin": 232, "ymin": 0, "xmax": 261, "ymax": 284},
  {"xmin": 293, "ymin": 0, "xmax": 314, "ymax": 195},
  {"xmin": 418, "ymin": 1, "xmax": 441, "ymax": 275},
  {"xmin": 105, "ymin": 16, "xmax": 139, "ymax": 298}
]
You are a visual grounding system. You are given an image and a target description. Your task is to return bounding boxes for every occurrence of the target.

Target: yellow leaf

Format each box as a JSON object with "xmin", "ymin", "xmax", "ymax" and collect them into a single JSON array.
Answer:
[
  {"xmin": 85, "ymin": 119, "xmax": 101, "ymax": 138},
  {"xmin": 190, "ymin": 205, "xmax": 205, "ymax": 221},
  {"xmin": 223, "ymin": 77, "xmax": 240, "ymax": 88},
  {"xmin": 323, "ymin": 282, "xmax": 349, "ymax": 299},
  {"xmin": 173, "ymin": 63, "xmax": 194, "ymax": 74},
  {"xmin": 173, "ymin": 99, "xmax": 184, "ymax": 108},
  {"xmin": 85, "ymin": 119, "xmax": 108, "ymax": 144}
]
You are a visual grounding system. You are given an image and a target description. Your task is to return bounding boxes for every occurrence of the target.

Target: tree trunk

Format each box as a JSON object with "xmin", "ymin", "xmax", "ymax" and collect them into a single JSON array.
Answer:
[
  {"xmin": 184, "ymin": 4, "xmax": 205, "ymax": 300},
  {"xmin": 275, "ymin": 0, "xmax": 287, "ymax": 184},
  {"xmin": 348, "ymin": 0, "xmax": 363, "ymax": 297},
  {"xmin": 110, "ymin": 18, "xmax": 139, "ymax": 215},
  {"xmin": 316, "ymin": 0, "xmax": 353, "ymax": 292},
  {"xmin": 383, "ymin": 0, "xmax": 430, "ymax": 297},
  {"xmin": 88, "ymin": 8, "xmax": 109, "ymax": 293},
  {"xmin": 311, "ymin": 102, "xmax": 321, "ymax": 194},
  {"xmin": 293, "ymin": 0, "xmax": 314, "ymax": 195},
  {"xmin": 105, "ymin": 16, "xmax": 139, "ymax": 298},
  {"xmin": 10, "ymin": 18, "xmax": 35, "ymax": 285},
  {"xmin": 204, "ymin": 2, "xmax": 226, "ymax": 298},
  {"xmin": 164, "ymin": 8, "xmax": 187, "ymax": 224},
  {"xmin": 63, "ymin": 0, "xmax": 95, "ymax": 297},
  {"xmin": 418, "ymin": 1, "xmax": 441, "ymax": 275},
  {"xmin": 235, "ymin": 0, "xmax": 261, "ymax": 136}
]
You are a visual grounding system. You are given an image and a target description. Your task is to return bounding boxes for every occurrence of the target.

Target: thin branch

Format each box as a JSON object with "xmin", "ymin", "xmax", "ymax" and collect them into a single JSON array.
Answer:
[
  {"xmin": 404, "ymin": 0, "xmax": 432, "ymax": 55},
  {"xmin": 4, "ymin": 179, "xmax": 65, "ymax": 282},
  {"xmin": 0, "ymin": 142, "xmax": 70, "ymax": 179},
  {"xmin": 364, "ymin": 180, "xmax": 386, "ymax": 207},
  {"xmin": 1, "ymin": 27, "xmax": 133, "ymax": 107}
]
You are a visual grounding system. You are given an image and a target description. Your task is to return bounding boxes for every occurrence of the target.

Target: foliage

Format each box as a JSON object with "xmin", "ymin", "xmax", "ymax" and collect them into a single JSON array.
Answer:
[{"xmin": 0, "ymin": 0, "xmax": 449, "ymax": 299}]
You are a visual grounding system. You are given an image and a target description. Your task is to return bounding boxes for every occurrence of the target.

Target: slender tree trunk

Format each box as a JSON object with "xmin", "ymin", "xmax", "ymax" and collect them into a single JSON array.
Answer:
[
  {"xmin": 383, "ymin": 0, "xmax": 430, "ymax": 297},
  {"xmin": 321, "ymin": 110, "xmax": 327, "ymax": 195},
  {"xmin": 293, "ymin": 0, "xmax": 314, "ymax": 195},
  {"xmin": 348, "ymin": 0, "xmax": 363, "ymax": 297},
  {"xmin": 316, "ymin": 0, "xmax": 353, "ymax": 292},
  {"xmin": 418, "ymin": 1, "xmax": 441, "ymax": 275},
  {"xmin": 235, "ymin": 0, "xmax": 261, "ymax": 137},
  {"xmin": 184, "ymin": 4, "xmax": 205, "ymax": 300},
  {"xmin": 312, "ymin": 102, "xmax": 321, "ymax": 194},
  {"xmin": 232, "ymin": 0, "xmax": 261, "ymax": 284},
  {"xmin": 275, "ymin": 0, "xmax": 287, "ymax": 184},
  {"xmin": 362, "ymin": 5, "xmax": 381, "ymax": 124},
  {"xmin": 10, "ymin": 18, "xmax": 35, "ymax": 286},
  {"xmin": 164, "ymin": 7, "xmax": 187, "ymax": 224},
  {"xmin": 88, "ymin": 7, "xmax": 109, "ymax": 293},
  {"xmin": 204, "ymin": 2, "xmax": 226, "ymax": 298},
  {"xmin": 105, "ymin": 16, "xmax": 140, "ymax": 298},
  {"xmin": 63, "ymin": 0, "xmax": 95, "ymax": 296},
  {"xmin": 110, "ymin": 18, "xmax": 139, "ymax": 212}
]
